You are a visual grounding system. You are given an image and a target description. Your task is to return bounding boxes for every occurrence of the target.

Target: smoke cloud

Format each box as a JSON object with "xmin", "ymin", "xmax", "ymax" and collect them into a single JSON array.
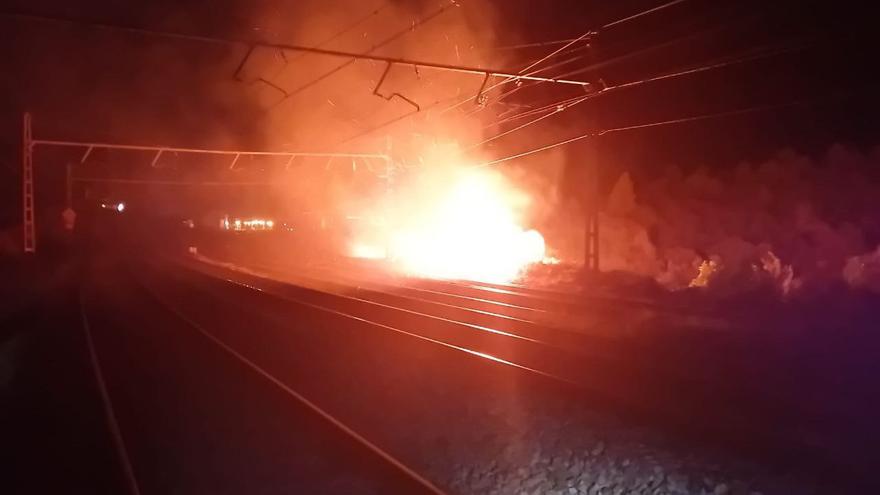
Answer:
[{"xmin": 591, "ymin": 143, "xmax": 880, "ymax": 296}]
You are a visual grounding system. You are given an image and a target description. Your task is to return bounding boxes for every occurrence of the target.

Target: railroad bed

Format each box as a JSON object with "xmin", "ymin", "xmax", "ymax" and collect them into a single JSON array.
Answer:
[
  {"xmin": 154, "ymin": 254, "xmax": 850, "ymax": 494},
  {"xmin": 78, "ymin": 258, "xmax": 443, "ymax": 495},
  {"xmin": 193, "ymin": 251, "xmax": 877, "ymax": 486}
]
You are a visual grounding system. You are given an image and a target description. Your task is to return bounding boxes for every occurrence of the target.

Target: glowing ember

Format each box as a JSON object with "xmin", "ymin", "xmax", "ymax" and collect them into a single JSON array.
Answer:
[{"xmin": 351, "ymin": 161, "xmax": 547, "ymax": 283}]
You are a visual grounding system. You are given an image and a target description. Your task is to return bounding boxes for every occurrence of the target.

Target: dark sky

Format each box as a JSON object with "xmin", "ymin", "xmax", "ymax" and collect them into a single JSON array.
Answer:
[
  {"xmin": 491, "ymin": 0, "xmax": 879, "ymax": 171},
  {"xmin": 3, "ymin": 0, "xmax": 877, "ymax": 155},
  {"xmin": 1, "ymin": 0, "xmax": 878, "ymax": 226}
]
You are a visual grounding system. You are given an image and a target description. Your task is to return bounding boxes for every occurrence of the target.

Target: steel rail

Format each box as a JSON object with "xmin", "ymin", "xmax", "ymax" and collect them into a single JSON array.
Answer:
[
  {"xmin": 78, "ymin": 291, "xmax": 143, "ymax": 495},
  {"xmin": 249, "ymin": 262, "xmax": 549, "ymax": 333},
  {"xmin": 197, "ymin": 258, "xmax": 551, "ymax": 347},
  {"xmin": 163, "ymin": 256, "xmax": 861, "ymax": 494},
  {"xmin": 247, "ymin": 259, "xmax": 549, "ymax": 316},
  {"xmin": 178, "ymin": 254, "xmax": 793, "ymax": 442},
  {"xmin": 138, "ymin": 274, "xmax": 449, "ymax": 495},
  {"xmin": 176, "ymin": 259, "xmax": 578, "ymax": 383},
  {"xmin": 227, "ymin": 256, "xmax": 723, "ymax": 339}
]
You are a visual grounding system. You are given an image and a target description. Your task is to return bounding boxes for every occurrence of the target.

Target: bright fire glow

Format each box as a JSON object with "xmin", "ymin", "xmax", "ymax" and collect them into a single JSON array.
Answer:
[
  {"xmin": 351, "ymin": 243, "xmax": 387, "ymax": 260},
  {"xmin": 389, "ymin": 173, "xmax": 544, "ymax": 283},
  {"xmin": 350, "ymin": 156, "xmax": 546, "ymax": 283}
]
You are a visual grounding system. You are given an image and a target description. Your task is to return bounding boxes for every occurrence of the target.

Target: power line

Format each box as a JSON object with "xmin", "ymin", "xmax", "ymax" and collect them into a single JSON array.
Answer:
[
  {"xmin": 334, "ymin": 49, "xmax": 593, "ymax": 146},
  {"xmin": 463, "ymin": 96, "xmax": 588, "ymax": 151},
  {"xmin": 483, "ymin": 94, "xmax": 587, "ymax": 128},
  {"xmin": 517, "ymin": 31, "xmax": 594, "ymax": 77},
  {"xmin": 330, "ymin": 0, "xmax": 704, "ymax": 147},
  {"xmin": 473, "ymin": 9, "xmax": 779, "ymax": 124},
  {"xmin": 468, "ymin": 38, "xmax": 816, "ymax": 150},
  {"xmin": 438, "ymin": 35, "xmax": 595, "ymax": 117},
  {"xmin": 271, "ymin": 1, "xmax": 456, "ymax": 106},
  {"xmin": 496, "ymin": 38, "xmax": 588, "ymax": 51},
  {"xmin": 1, "ymin": 9, "xmax": 593, "ymax": 90},
  {"xmin": 270, "ymin": 2, "xmax": 393, "ymax": 80},
  {"xmin": 463, "ymin": 0, "xmax": 699, "ymax": 117},
  {"xmin": 440, "ymin": 0, "xmax": 694, "ymax": 117},
  {"xmin": 603, "ymin": 40, "xmax": 812, "ymax": 92},
  {"xmin": 474, "ymin": 20, "xmax": 736, "ymax": 117},
  {"xmin": 602, "ymin": 0, "xmax": 690, "ymax": 29},
  {"xmin": 494, "ymin": 0, "xmax": 691, "ymax": 51},
  {"xmin": 461, "ymin": 46, "xmax": 593, "ymax": 117},
  {"xmin": 474, "ymin": 99, "xmax": 813, "ymax": 169},
  {"xmin": 292, "ymin": 3, "xmax": 391, "ymax": 62}
]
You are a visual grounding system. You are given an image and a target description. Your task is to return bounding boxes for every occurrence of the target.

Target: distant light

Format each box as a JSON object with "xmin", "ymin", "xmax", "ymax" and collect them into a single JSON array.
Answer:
[
  {"xmin": 266, "ymin": 220, "xmax": 274, "ymax": 229},
  {"xmin": 116, "ymin": 202, "xmax": 125, "ymax": 213}
]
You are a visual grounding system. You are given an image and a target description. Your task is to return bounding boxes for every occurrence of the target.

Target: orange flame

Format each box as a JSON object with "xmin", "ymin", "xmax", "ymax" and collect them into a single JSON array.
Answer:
[{"xmin": 350, "ymin": 148, "xmax": 546, "ymax": 283}]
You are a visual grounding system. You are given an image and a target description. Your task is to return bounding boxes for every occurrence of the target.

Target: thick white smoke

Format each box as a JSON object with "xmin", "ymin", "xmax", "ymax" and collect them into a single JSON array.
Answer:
[{"xmin": 593, "ymin": 144, "xmax": 880, "ymax": 296}]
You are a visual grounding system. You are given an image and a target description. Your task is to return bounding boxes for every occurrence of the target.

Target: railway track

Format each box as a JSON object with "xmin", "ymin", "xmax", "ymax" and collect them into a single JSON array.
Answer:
[
  {"xmin": 164, "ymin": 254, "xmax": 861, "ymax": 492},
  {"xmin": 219, "ymin": 258, "xmax": 763, "ymax": 406},
  {"xmin": 78, "ymin": 260, "xmax": 446, "ymax": 494}
]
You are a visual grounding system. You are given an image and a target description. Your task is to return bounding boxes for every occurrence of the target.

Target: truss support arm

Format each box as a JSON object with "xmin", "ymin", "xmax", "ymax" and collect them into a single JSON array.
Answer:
[
  {"xmin": 229, "ymin": 153, "xmax": 241, "ymax": 170},
  {"xmin": 150, "ymin": 149, "xmax": 164, "ymax": 167},
  {"xmin": 4, "ymin": 12, "xmax": 593, "ymax": 88}
]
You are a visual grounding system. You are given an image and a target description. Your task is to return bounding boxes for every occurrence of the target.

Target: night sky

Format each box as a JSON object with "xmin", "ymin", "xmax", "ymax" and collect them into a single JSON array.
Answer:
[{"xmin": 1, "ymin": 0, "xmax": 878, "ymax": 225}]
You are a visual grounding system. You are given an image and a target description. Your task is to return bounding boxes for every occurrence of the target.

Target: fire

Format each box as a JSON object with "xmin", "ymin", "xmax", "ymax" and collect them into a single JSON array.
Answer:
[
  {"xmin": 350, "ymin": 155, "xmax": 547, "ymax": 283},
  {"xmin": 388, "ymin": 172, "xmax": 545, "ymax": 283},
  {"xmin": 350, "ymin": 242, "xmax": 387, "ymax": 260}
]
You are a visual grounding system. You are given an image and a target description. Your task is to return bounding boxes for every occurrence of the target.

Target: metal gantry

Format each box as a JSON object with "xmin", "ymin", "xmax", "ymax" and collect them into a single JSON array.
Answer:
[
  {"xmin": 20, "ymin": 112, "xmax": 390, "ymax": 253},
  {"xmin": 22, "ymin": 113, "xmax": 36, "ymax": 253}
]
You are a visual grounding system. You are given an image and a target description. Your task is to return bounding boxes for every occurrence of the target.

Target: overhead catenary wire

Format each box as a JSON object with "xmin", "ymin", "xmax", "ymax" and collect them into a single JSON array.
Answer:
[
  {"xmin": 461, "ymin": 46, "xmax": 594, "ymax": 117},
  {"xmin": 437, "ymin": 33, "xmax": 596, "ymax": 117},
  {"xmin": 334, "ymin": 31, "xmax": 811, "ymax": 150},
  {"xmin": 601, "ymin": 0, "xmax": 690, "ymax": 29},
  {"xmin": 462, "ymin": 95, "xmax": 588, "ymax": 151},
  {"xmin": 335, "ymin": 47, "xmax": 595, "ymax": 146},
  {"xmin": 495, "ymin": 0, "xmax": 691, "ymax": 51},
  {"xmin": 0, "ymin": 10, "xmax": 593, "ymax": 92},
  {"xmin": 476, "ymin": 9, "xmax": 792, "ymax": 124},
  {"xmin": 487, "ymin": 0, "xmax": 692, "ymax": 102},
  {"xmin": 496, "ymin": 38, "xmax": 591, "ymax": 51},
  {"xmin": 271, "ymin": 1, "xmax": 456, "ymax": 106},
  {"xmin": 268, "ymin": 1, "xmax": 393, "ymax": 80},
  {"xmin": 470, "ymin": 20, "xmax": 737, "ymax": 119},
  {"xmin": 483, "ymin": 94, "xmax": 588, "ymax": 128},
  {"xmin": 332, "ymin": 0, "xmax": 705, "ymax": 147},
  {"xmin": 516, "ymin": 31, "xmax": 594, "ymax": 78},
  {"xmin": 467, "ymin": 38, "xmax": 817, "ymax": 151},
  {"xmin": 439, "ymin": 0, "xmax": 694, "ymax": 117},
  {"xmin": 286, "ymin": 2, "xmax": 392, "ymax": 64},
  {"xmin": 473, "ymin": 99, "xmax": 816, "ymax": 169}
]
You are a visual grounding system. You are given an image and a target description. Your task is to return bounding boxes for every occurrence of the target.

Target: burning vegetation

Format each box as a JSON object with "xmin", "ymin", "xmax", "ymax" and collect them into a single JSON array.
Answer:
[
  {"xmin": 5, "ymin": 0, "xmax": 878, "ymax": 302},
  {"xmin": 347, "ymin": 144, "xmax": 548, "ymax": 283},
  {"xmin": 594, "ymin": 144, "xmax": 880, "ymax": 298}
]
